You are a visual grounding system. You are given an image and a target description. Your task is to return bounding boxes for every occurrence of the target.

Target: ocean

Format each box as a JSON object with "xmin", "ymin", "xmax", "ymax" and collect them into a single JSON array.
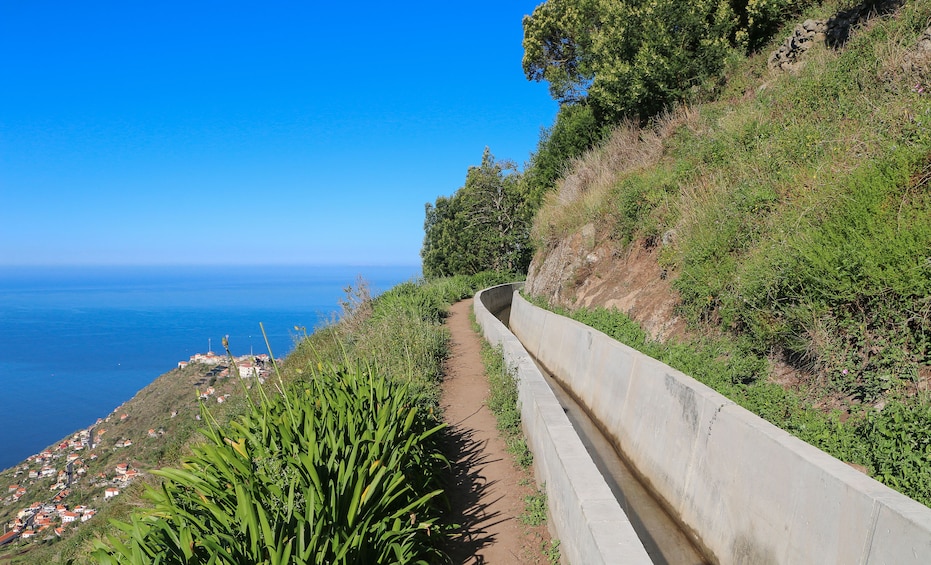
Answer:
[{"xmin": 0, "ymin": 264, "xmax": 419, "ymax": 471}]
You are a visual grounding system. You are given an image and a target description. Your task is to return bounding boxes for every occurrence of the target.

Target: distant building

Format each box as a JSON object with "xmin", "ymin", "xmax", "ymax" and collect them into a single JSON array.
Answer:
[
  {"xmin": 189, "ymin": 351, "xmax": 224, "ymax": 365},
  {"xmin": 236, "ymin": 360, "xmax": 258, "ymax": 378},
  {"xmin": 34, "ymin": 513, "xmax": 53, "ymax": 527},
  {"xmin": 0, "ymin": 530, "xmax": 19, "ymax": 546},
  {"xmin": 62, "ymin": 512, "xmax": 78, "ymax": 523}
]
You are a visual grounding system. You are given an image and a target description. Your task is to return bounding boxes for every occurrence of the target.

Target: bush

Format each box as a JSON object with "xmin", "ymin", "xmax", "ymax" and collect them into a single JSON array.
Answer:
[
  {"xmin": 93, "ymin": 365, "xmax": 449, "ymax": 564},
  {"xmin": 523, "ymin": 103, "xmax": 605, "ymax": 209},
  {"xmin": 858, "ymin": 400, "xmax": 931, "ymax": 506}
]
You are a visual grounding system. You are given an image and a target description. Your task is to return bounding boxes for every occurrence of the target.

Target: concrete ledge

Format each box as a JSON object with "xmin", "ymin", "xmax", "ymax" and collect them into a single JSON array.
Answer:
[
  {"xmin": 506, "ymin": 289, "xmax": 931, "ymax": 564},
  {"xmin": 474, "ymin": 284, "xmax": 652, "ymax": 565}
]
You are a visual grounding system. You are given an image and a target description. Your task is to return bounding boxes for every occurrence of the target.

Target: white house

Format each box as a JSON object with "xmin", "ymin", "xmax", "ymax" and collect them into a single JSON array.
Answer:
[{"xmin": 236, "ymin": 360, "xmax": 258, "ymax": 378}]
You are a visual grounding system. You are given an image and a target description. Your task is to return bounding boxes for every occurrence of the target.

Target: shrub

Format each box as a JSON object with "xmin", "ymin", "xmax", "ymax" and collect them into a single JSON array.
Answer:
[{"xmin": 93, "ymin": 365, "xmax": 449, "ymax": 564}]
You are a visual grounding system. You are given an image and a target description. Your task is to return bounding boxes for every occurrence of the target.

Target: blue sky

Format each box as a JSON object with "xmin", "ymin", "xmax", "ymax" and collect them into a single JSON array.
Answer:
[{"xmin": 0, "ymin": 2, "xmax": 557, "ymax": 266}]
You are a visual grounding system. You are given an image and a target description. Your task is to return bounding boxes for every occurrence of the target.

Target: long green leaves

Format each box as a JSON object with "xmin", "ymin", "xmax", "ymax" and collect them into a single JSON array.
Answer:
[
  {"xmin": 95, "ymin": 272, "xmax": 517, "ymax": 564},
  {"xmin": 93, "ymin": 364, "xmax": 448, "ymax": 564}
]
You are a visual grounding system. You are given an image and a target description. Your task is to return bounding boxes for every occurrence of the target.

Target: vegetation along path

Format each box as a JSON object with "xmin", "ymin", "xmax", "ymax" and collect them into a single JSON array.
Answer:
[{"xmin": 441, "ymin": 298, "xmax": 551, "ymax": 564}]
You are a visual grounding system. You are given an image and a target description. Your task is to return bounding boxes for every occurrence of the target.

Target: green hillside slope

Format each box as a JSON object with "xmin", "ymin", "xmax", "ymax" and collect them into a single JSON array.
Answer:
[{"xmin": 525, "ymin": 0, "xmax": 931, "ymax": 504}]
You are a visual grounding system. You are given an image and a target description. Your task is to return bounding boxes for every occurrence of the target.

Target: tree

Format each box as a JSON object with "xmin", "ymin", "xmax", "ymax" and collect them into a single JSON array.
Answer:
[
  {"xmin": 520, "ymin": 0, "xmax": 601, "ymax": 105},
  {"xmin": 522, "ymin": 101, "xmax": 604, "ymax": 210},
  {"xmin": 522, "ymin": 0, "xmax": 812, "ymax": 123},
  {"xmin": 422, "ymin": 195, "xmax": 467, "ymax": 277},
  {"xmin": 422, "ymin": 149, "xmax": 533, "ymax": 277}
]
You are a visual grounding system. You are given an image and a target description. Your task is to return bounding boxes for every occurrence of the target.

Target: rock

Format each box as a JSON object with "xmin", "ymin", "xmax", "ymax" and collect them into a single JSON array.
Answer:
[{"xmin": 769, "ymin": 18, "xmax": 827, "ymax": 71}]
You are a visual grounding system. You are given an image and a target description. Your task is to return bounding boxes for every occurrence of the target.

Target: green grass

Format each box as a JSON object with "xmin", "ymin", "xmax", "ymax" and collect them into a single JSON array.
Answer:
[
  {"xmin": 480, "ymin": 342, "xmax": 533, "ymax": 469},
  {"xmin": 476, "ymin": 321, "xmax": 562, "ymax": 561},
  {"xmin": 543, "ymin": 539, "xmax": 562, "ymax": 565},
  {"xmin": 519, "ymin": 489, "xmax": 548, "ymax": 527},
  {"xmin": 531, "ymin": 0, "xmax": 931, "ymax": 408}
]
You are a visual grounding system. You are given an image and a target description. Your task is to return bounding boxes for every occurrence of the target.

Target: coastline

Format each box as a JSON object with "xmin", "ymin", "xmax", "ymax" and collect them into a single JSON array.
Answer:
[
  {"xmin": 0, "ymin": 264, "xmax": 420, "ymax": 471},
  {"xmin": 0, "ymin": 349, "xmax": 275, "ymax": 550}
]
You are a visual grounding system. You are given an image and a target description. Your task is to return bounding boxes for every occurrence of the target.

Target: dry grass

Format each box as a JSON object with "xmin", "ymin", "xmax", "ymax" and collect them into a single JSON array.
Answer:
[
  {"xmin": 878, "ymin": 18, "xmax": 931, "ymax": 86},
  {"xmin": 531, "ymin": 109, "xmax": 690, "ymax": 249},
  {"xmin": 532, "ymin": 0, "xmax": 931, "ymax": 259}
]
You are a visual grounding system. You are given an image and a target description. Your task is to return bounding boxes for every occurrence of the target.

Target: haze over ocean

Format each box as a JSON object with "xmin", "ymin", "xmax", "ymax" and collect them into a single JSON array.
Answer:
[{"xmin": 0, "ymin": 265, "xmax": 418, "ymax": 471}]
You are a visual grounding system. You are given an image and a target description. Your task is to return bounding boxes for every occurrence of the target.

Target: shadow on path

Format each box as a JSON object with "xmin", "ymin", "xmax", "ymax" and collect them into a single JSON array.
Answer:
[{"xmin": 439, "ymin": 423, "xmax": 513, "ymax": 564}]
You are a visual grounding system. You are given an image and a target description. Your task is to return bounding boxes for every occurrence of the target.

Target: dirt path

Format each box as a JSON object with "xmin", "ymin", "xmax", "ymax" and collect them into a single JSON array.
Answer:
[{"xmin": 440, "ymin": 299, "xmax": 550, "ymax": 564}]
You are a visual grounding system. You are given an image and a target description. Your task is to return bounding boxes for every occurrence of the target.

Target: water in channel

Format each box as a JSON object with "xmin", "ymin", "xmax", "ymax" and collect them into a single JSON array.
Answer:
[
  {"xmin": 496, "ymin": 304, "xmax": 710, "ymax": 565},
  {"xmin": 537, "ymin": 362, "xmax": 711, "ymax": 565}
]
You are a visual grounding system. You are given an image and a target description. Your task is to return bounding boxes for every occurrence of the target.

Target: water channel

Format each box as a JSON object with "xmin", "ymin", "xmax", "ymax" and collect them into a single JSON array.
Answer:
[{"xmin": 496, "ymin": 305, "xmax": 711, "ymax": 565}]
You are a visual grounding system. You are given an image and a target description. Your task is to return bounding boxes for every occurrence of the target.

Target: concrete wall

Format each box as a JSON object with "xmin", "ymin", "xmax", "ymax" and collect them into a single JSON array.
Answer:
[
  {"xmin": 497, "ymin": 287, "xmax": 931, "ymax": 565},
  {"xmin": 474, "ymin": 284, "xmax": 652, "ymax": 565}
]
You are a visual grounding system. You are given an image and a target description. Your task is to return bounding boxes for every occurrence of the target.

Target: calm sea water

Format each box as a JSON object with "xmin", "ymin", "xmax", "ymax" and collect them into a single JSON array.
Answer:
[{"xmin": 0, "ymin": 265, "xmax": 419, "ymax": 471}]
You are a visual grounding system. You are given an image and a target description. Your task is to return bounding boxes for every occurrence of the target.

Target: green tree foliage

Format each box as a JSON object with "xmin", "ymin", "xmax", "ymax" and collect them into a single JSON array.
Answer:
[
  {"xmin": 520, "ymin": 0, "xmax": 600, "ymax": 105},
  {"xmin": 422, "ymin": 148, "xmax": 533, "ymax": 277},
  {"xmin": 522, "ymin": 102, "xmax": 604, "ymax": 209},
  {"xmin": 522, "ymin": 0, "xmax": 814, "ymax": 123}
]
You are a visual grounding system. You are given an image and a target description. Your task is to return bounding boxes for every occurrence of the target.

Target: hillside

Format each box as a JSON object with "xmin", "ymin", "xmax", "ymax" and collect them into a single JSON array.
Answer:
[
  {"xmin": 521, "ymin": 0, "xmax": 931, "ymax": 502},
  {"xmin": 0, "ymin": 355, "xmax": 270, "ymax": 563},
  {"xmin": 0, "ymin": 274, "xmax": 523, "ymax": 563},
  {"xmin": 3, "ymin": 1, "xmax": 931, "ymax": 561}
]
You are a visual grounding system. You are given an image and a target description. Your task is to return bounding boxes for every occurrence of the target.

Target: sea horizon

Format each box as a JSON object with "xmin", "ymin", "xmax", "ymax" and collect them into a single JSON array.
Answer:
[{"xmin": 0, "ymin": 264, "xmax": 420, "ymax": 470}]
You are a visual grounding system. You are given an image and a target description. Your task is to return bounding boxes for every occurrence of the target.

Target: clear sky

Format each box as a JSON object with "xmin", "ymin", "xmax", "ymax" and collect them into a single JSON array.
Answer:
[{"xmin": 0, "ymin": 1, "xmax": 557, "ymax": 266}]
